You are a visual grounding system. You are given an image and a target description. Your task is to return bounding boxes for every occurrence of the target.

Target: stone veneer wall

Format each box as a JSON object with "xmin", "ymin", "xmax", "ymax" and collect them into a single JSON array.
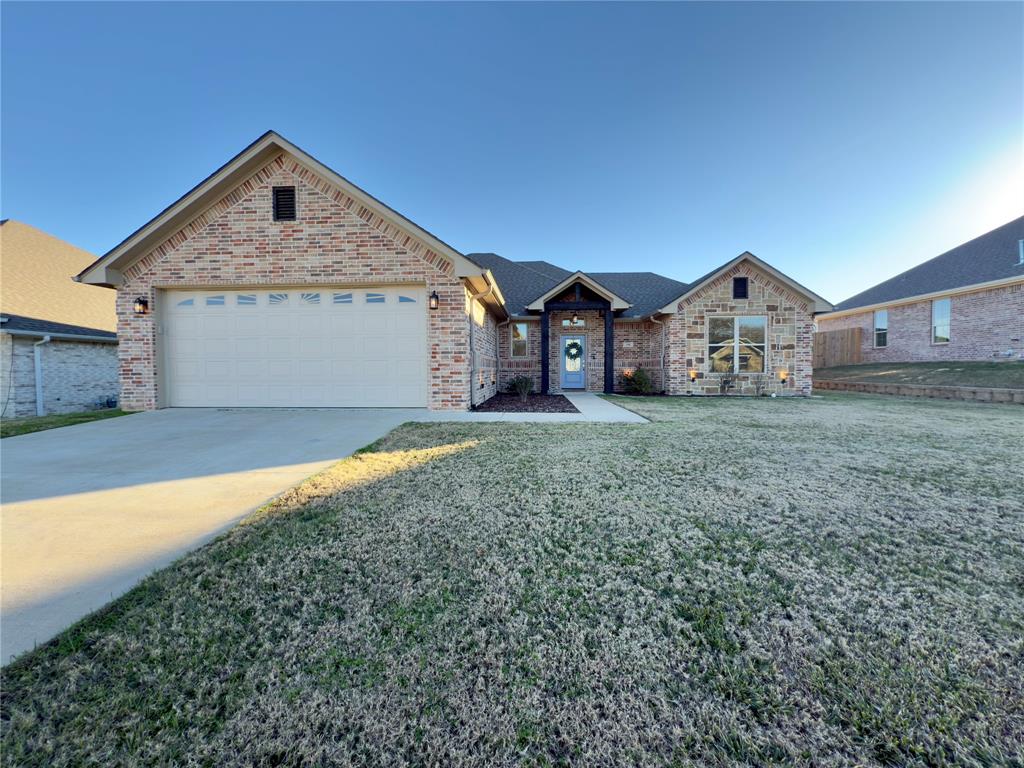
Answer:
[
  {"xmin": 0, "ymin": 335, "xmax": 118, "ymax": 417},
  {"xmin": 815, "ymin": 282, "xmax": 1024, "ymax": 363},
  {"xmin": 665, "ymin": 263, "xmax": 815, "ymax": 395},
  {"xmin": 117, "ymin": 152, "xmax": 473, "ymax": 411}
]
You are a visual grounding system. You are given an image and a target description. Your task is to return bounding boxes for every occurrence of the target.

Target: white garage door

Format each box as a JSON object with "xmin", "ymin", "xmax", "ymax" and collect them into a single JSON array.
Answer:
[{"xmin": 162, "ymin": 287, "xmax": 428, "ymax": 407}]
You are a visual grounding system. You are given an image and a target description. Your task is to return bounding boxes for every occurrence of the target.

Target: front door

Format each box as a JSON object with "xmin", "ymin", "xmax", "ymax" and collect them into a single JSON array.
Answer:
[{"xmin": 560, "ymin": 335, "xmax": 586, "ymax": 389}]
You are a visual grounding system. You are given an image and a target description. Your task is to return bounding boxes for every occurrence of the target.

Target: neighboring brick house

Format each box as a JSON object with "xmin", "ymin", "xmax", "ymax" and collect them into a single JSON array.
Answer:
[
  {"xmin": 76, "ymin": 131, "xmax": 830, "ymax": 410},
  {"xmin": 1, "ymin": 220, "xmax": 118, "ymax": 418},
  {"xmin": 816, "ymin": 216, "xmax": 1024, "ymax": 363}
]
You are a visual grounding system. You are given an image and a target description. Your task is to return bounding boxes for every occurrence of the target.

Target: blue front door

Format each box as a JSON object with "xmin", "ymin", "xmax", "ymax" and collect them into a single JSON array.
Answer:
[{"xmin": 560, "ymin": 335, "xmax": 586, "ymax": 389}]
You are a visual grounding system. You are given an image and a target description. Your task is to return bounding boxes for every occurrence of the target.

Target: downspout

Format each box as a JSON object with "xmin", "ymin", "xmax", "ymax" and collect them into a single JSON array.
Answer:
[
  {"xmin": 33, "ymin": 335, "xmax": 52, "ymax": 416},
  {"xmin": 466, "ymin": 280, "xmax": 496, "ymax": 408},
  {"xmin": 649, "ymin": 316, "xmax": 666, "ymax": 393}
]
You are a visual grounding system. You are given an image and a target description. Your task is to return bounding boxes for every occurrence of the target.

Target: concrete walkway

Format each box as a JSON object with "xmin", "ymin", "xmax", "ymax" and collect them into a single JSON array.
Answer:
[{"xmin": 415, "ymin": 393, "xmax": 647, "ymax": 423}]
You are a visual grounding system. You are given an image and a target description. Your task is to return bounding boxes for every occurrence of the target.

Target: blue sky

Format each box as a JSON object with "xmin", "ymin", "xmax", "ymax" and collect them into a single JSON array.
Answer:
[{"xmin": 2, "ymin": 1, "xmax": 1021, "ymax": 303}]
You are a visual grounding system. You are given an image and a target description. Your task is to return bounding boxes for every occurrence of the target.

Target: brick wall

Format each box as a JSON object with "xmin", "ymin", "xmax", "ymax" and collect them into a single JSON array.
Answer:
[
  {"xmin": 0, "ymin": 335, "xmax": 118, "ymax": 417},
  {"xmin": 612, "ymin": 320, "xmax": 665, "ymax": 392},
  {"xmin": 665, "ymin": 263, "xmax": 814, "ymax": 396},
  {"xmin": 816, "ymin": 282, "xmax": 1024, "ymax": 363},
  {"xmin": 117, "ymin": 152, "xmax": 474, "ymax": 411},
  {"xmin": 497, "ymin": 319, "xmax": 542, "ymax": 393},
  {"xmin": 467, "ymin": 288, "xmax": 498, "ymax": 406}
]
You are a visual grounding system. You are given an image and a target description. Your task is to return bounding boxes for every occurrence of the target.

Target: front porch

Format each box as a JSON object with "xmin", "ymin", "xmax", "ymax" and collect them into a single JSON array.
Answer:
[{"xmin": 538, "ymin": 284, "xmax": 617, "ymax": 395}]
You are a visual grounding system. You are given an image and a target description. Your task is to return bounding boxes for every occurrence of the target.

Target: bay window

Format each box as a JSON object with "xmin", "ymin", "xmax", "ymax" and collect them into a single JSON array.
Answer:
[{"xmin": 708, "ymin": 316, "xmax": 766, "ymax": 373}]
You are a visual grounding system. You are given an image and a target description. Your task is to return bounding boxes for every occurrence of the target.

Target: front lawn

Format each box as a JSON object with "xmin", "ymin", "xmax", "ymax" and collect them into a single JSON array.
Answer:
[
  {"xmin": 814, "ymin": 360, "xmax": 1024, "ymax": 389},
  {"xmin": 3, "ymin": 394, "xmax": 1022, "ymax": 765},
  {"xmin": 0, "ymin": 408, "xmax": 130, "ymax": 439}
]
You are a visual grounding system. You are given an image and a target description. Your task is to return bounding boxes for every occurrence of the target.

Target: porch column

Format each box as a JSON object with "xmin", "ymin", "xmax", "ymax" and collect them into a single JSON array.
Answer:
[
  {"xmin": 540, "ymin": 309, "xmax": 549, "ymax": 394},
  {"xmin": 604, "ymin": 310, "xmax": 614, "ymax": 394}
]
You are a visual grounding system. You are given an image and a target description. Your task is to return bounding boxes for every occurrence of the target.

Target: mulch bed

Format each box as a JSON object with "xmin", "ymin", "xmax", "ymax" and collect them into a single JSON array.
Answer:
[{"xmin": 474, "ymin": 393, "xmax": 579, "ymax": 413}]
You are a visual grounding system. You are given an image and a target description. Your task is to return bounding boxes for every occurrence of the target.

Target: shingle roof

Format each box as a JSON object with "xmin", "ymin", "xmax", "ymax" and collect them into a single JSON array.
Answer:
[
  {"xmin": 832, "ymin": 215, "xmax": 1024, "ymax": 312},
  {"xmin": 468, "ymin": 253, "xmax": 688, "ymax": 318},
  {"xmin": 1, "ymin": 313, "xmax": 117, "ymax": 340}
]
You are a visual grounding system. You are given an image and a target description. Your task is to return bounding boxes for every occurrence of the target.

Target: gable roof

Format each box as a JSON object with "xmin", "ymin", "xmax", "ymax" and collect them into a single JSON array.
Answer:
[
  {"xmin": 657, "ymin": 252, "xmax": 833, "ymax": 314},
  {"xmin": 828, "ymin": 215, "xmax": 1024, "ymax": 313},
  {"xmin": 0, "ymin": 220, "xmax": 116, "ymax": 334},
  {"xmin": 76, "ymin": 131, "xmax": 487, "ymax": 287},
  {"xmin": 526, "ymin": 271, "xmax": 633, "ymax": 311},
  {"xmin": 468, "ymin": 253, "xmax": 688, "ymax": 318}
]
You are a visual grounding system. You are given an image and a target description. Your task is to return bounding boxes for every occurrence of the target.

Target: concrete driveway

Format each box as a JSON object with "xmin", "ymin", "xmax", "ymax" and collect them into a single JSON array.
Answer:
[{"xmin": 1, "ymin": 408, "xmax": 420, "ymax": 665}]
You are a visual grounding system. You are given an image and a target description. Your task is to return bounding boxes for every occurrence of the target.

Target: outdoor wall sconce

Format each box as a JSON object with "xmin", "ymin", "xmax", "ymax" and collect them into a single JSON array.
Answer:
[
  {"xmin": 571, "ymin": 312, "xmax": 579, "ymax": 325},
  {"xmin": 778, "ymin": 368, "xmax": 789, "ymax": 385},
  {"xmin": 133, "ymin": 297, "xmax": 150, "ymax": 315},
  {"xmin": 689, "ymin": 369, "xmax": 698, "ymax": 383},
  {"xmin": 428, "ymin": 291, "xmax": 439, "ymax": 310}
]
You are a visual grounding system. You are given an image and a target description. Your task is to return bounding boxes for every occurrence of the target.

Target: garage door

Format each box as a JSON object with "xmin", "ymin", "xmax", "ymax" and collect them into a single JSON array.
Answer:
[{"xmin": 162, "ymin": 287, "xmax": 428, "ymax": 407}]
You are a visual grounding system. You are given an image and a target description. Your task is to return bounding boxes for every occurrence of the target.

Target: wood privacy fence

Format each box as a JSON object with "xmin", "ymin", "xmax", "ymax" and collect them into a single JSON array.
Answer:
[{"xmin": 813, "ymin": 327, "xmax": 862, "ymax": 368}]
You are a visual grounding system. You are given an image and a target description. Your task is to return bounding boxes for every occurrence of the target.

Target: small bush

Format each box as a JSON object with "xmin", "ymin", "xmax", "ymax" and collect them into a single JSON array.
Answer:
[
  {"xmin": 507, "ymin": 375, "xmax": 534, "ymax": 402},
  {"xmin": 622, "ymin": 367, "xmax": 655, "ymax": 394}
]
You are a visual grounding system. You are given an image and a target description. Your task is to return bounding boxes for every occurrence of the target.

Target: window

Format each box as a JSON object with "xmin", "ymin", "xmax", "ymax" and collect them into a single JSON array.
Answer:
[
  {"xmin": 205, "ymin": 295, "xmax": 225, "ymax": 306},
  {"xmin": 176, "ymin": 298, "xmax": 194, "ymax": 307},
  {"xmin": 873, "ymin": 309, "xmax": 888, "ymax": 348},
  {"xmin": 333, "ymin": 292, "xmax": 353, "ymax": 304},
  {"xmin": 272, "ymin": 186, "xmax": 296, "ymax": 221},
  {"xmin": 366, "ymin": 292, "xmax": 385, "ymax": 304},
  {"xmin": 732, "ymin": 277, "xmax": 749, "ymax": 300},
  {"xmin": 932, "ymin": 298, "xmax": 950, "ymax": 344},
  {"xmin": 562, "ymin": 318, "xmax": 585, "ymax": 328},
  {"xmin": 269, "ymin": 293, "xmax": 289, "ymax": 305},
  {"xmin": 708, "ymin": 316, "xmax": 766, "ymax": 373},
  {"xmin": 511, "ymin": 322, "xmax": 529, "ymax": 358},
  {"xmin": 300, "ymin": 292, "xmax": 320, "ymax": 305},
  {"xmin": 398, "ymin": 295, "xmax": 417, "ymax": 303},
  {"xmin": 237, "ymin": 294, "xmax": 257, "ymax": 306}
]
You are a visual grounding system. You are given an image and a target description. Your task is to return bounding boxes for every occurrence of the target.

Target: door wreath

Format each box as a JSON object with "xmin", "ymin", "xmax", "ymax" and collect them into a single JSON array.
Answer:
[{"xmin": 564, "ymin": 340, "xmax": 583, "ymax": 361}]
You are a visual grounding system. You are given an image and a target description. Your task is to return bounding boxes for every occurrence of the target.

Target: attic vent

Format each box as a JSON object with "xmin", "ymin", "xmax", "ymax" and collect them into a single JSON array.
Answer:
[
  {"xmin": 272, "ymin": 186, "xmax": 296, "ymax": 221},
  {"xmin": 732, "ymin": 276, "xmax": 749, "ymax": 299}
]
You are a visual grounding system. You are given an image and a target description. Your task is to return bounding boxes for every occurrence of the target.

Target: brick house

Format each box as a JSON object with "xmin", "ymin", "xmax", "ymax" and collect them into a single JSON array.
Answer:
[
  {"xmin": 76, "ymin": 132, "xmax": 831, "ymax": 410},
  {"xmin": 1, "ymin": 220, "xmax": 118, "ymax": 417},
  {"xmin": 816, "ymin": 216, "xmax": 1024, "ymax": 363}
]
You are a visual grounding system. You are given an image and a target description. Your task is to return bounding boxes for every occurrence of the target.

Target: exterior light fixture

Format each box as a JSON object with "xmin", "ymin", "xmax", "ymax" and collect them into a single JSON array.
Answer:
[
  {"xmin": 689, "ymin": 369, "xmax": 698, "ymax": 383},
  {"xmin": 778, "ymin": 368, "xmax": 789, "ymax": 385},
  {"xmin": 571, "ymin": 312, "xmax": 579, "ymax": 325},
  {"xmin": 428, "ymin": 291, "xmax": 439, "ymax": 310},
  {"xmin": 133, "ymin": 297, "xmax": 150, "ymax": 315}
]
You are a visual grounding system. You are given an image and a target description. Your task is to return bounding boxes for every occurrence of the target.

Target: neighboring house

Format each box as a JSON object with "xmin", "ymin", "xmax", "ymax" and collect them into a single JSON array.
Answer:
[
  {"xmin": 0, "ymin": 220, "xmax": 118, "ymax": 418},
  {"xmin": 816, "ymin": 216, "xmax": 1024, "ymax": 363},
  {"xmin": 76, "ymin": 131, "xmax": 831, "ymax": 410}
]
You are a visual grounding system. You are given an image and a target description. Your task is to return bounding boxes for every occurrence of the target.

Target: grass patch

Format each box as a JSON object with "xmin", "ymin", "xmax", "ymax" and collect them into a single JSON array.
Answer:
[
  {"xmin": 0, "ymin": 408, "xmax": 130, "ymax": 438},
  {"xmin": 814, "ymin": 360, "xmax": 1024, "ymax": 388},
  {"xmin": 2, "ymin": 395, "xmax": 1022, "ymax": 765}
]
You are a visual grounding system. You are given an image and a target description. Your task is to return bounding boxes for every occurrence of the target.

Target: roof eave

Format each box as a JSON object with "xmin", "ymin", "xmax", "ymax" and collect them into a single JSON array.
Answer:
[{"xmin": 820, "ymin": 274, "xmax": 1024, "ymax": 320}]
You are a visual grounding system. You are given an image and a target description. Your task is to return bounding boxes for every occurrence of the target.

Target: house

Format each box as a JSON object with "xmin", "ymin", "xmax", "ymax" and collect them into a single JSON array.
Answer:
[
  {"xmin": 816, "ymin": 216, "xmax": 1024, "ymax": 362},
  {"xmin": 75, "ymin": 131, "xmax": 831, "ymax": 410},
  {"xmin": 0, "ymin": 220, "xmax": 118, "ymax": 417}
]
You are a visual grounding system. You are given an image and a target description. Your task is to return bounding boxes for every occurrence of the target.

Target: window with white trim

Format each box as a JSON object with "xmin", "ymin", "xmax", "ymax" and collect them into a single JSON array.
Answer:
[
  {"xmin": 511, "ymin": 322, "xmax": 529, "ymax": 358},
  {"xmin": 932, "ymin": 298, "xmax": 950, "ymax": 344},
  {"xmin": 873, "ymin": 310, "xmax": 888, "ymax": 348},
  {"xmin": 708, "ymin": 316, "xmax": 766, "ymax": 373}
]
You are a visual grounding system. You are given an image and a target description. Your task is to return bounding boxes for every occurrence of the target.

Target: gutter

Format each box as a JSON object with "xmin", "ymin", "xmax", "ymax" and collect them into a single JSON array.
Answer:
[
  {"xmin": 33, "ymin": 336, "xmax": 51, "ymax": 416},
  {"xmin": 0, "ymin": 328, "xmax": 117, "ymax": 344}
]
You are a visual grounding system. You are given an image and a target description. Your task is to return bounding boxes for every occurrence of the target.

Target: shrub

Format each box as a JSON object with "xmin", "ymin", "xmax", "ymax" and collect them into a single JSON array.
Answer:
[
  {"xmin": 622, "ymin": 367, "xmax": 655, "ymax": 394},
  {"xmin": 507, "ymin": 375, "xmax": 534, "ymax": 402}
]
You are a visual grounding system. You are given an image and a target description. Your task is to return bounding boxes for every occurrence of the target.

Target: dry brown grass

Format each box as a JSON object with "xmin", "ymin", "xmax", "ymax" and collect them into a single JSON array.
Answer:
[{"xmin": 2, "ymin": 393, "xmax": 1022, "ymax": 766}]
